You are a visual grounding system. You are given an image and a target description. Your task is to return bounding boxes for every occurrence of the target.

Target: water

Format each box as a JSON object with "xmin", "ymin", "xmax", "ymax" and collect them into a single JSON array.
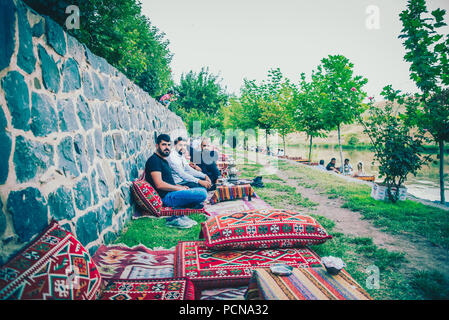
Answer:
[{"xmin": 285, "ymin": 144, "xmax": 449, "ymax": 203}]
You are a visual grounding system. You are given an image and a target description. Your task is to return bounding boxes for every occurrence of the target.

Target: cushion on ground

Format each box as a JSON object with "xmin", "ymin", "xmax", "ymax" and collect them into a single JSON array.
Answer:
[
  {"xmin": 0, "ymin": 220, "xmax": 103, "ymax": 300},
  {"xmin": 200, "ymin": 209, "xmax": 332, "ymax": 250},
  {"xmin": 131, "ymin": 179, "xmax": 163, "ymax": 216},
  {"xmin": 245, "ymin": 267, "xmax": 372, "ymax": 300},
  {"xmin": 132, "ymin": 176, "xmax": 210, "ymax": 218},
  {"xmin": 174, "ymin": 241, "xmax": 322, "ymax": 292},
  {"xmin": 99, "ymin": 277, "xmax": 195, "ymax": 300},
  {"xmin": 92, "ymin": 244, "xmax": 174, "ymax": 280}
]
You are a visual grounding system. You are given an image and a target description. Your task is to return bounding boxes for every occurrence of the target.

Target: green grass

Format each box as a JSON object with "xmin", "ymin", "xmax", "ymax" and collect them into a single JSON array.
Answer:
[
  {"xmin": 115, "ymin": 214, "xmax": 207, "ymax": 249},
  {"xmin": 279, "ymin": 160, "xmax": 449, "ymax": 249},
  {"xmin": 252, "ymin": 182, "xmax": 318, "ymax": 209}
]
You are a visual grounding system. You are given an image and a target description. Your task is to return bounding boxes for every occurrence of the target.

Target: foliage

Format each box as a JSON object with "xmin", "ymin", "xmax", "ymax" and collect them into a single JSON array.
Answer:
[
  {"xmin": 170, "ymin": 67, "xmax": 228, "ymax": 135},
  {"xmin": 398, "ymin": 0, "xmax": 449, "ymax": 203},
  {"xmin": 258, "ymin": 69, "xmax": 297, "ymax": 151},
  {"xmin": 313, "ymin": 55, "xmax": 368, "ymax": 167},
  {"xmin": 292, "ymin": 72, "xmax": 332, "ymax": 160},
  {"xmin": 359, "ymin": 86, "xmax": 430, "ymax": 202},
  {"xmin": 24, "ymin": 0, "xmax": 174, "ymax": 97},
  {"xmin": 173, "ymin": 67, "xmax": 228, "ymax": 115}
]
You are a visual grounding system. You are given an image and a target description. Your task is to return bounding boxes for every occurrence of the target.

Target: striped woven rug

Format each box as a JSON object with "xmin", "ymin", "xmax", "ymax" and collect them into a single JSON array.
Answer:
[{"xmin": 245, "ymin": 267, "xmax": 372, "ymax": 300}]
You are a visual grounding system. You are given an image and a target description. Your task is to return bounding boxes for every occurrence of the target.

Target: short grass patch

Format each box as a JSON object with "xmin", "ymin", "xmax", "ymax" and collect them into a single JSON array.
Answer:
[{"xmin": 115, "ymin": 214, "xmax": 207, "ymax": 249}]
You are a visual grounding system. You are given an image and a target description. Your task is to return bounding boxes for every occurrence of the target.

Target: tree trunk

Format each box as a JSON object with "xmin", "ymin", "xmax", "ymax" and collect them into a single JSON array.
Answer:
[
  {"xmin": 309, "ymin": 136, "xmax": 313, "ymax": 162},
  {"xmin": 337, "ymin": 124, "xmax": 343, "ymax": 173},
  {"xmin": 283, "ymin": 135, "xmax": 286, "ymax": 157},
  {"xmin": 439, "ymin": 140, "xmax": 446, "ymax": 204}
]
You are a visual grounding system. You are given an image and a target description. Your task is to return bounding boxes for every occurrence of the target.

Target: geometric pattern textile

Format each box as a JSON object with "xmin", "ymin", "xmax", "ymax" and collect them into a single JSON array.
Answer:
[
  {"xmin": 100, "ymin": 278, "xmax": 195, "ymax": 300},
  {"xmin": 201, "ymin": 209, "xmax": 332, "ymax": 250},
  {"xmin": 92, "ymin": 245, "xmax": 175, "ymax": 280},
  {"xmin": 244, "ymin": 267, "xmax": 372, "ymax": 300},
  {"xmin": 209, "ymin": 184, "xmax": 256, "ymax": 205},
  {"xmin": 174, "ymin": 241, "xmax": 322, "ymax": 290},
  {"xmin": 0, "ymin": 221, "xmax": 103, "ymax": 300},
  {"xmin": 132, "ymin": 175, "xmax": 210, "ymax": 218}
]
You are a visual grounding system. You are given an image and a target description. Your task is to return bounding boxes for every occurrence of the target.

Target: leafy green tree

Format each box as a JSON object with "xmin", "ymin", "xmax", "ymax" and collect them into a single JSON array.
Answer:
[
  {"xmin": 24, "ymin": 0, "xmax": 173, "ymax": 97},
  {"xmin": 292, "ymin": 73, "xmax": 331, "ymax": 162},
  {"xmin": 315, "ymin": 55, "xmax": 368, "ymax": 169},
  {"xmin": 360, "ymin": 87, "xmax": 430, "ymax": 202},
  {"xmin": 171, "ymin": 67, "xmax": 228, "ymax": 134},
  {"xmin": 398, "ymin": 0, "xmax": 449, "ymax": 204},
  {"xmin": 259, "ymin": 69, "xmax": 296, "ymax": 153}
]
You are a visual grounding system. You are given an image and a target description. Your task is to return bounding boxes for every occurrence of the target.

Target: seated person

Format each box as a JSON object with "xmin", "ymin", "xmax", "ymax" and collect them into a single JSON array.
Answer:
[
  {"xmin": 340, "ymin": 158, "xmax": 353, "ymax": 175},
  {"xmin": 326, "ymin": 158, "xmax": 340, "ymax": 173},
  {"xmin": 191, "ymin": 138, "xmax": 222, "ymax": 185},
  {"xmin": 352, "ymin": 161, "xmax": 366, "ymax": 177},
  {"xmin": 317, "ymin": 159, "xmax": 326, "ymax": 170},
  {"xmin": 167, "ymin": 137, "xmax": 212, "ymax": 190},
  {"xmin": 145, "ymin": 134, "xmax": 207, "ymax": 228}
]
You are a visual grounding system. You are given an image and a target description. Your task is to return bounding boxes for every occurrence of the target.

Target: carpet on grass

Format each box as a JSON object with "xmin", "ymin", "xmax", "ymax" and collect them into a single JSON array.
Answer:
[
  {"xmin": 92, "ymin": 244, "xmax": 174, "ymax": 280},
  {"xmin": 245, "ymin": 267, "xmax": 372, "ymax": 300},
  {"xmin": 174, "ymin": 241, "xmax": 322, "ymax": 291}
]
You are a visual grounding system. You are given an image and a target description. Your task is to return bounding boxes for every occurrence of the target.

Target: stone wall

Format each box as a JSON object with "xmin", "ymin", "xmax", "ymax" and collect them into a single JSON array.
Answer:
[{"xmin": 0, "ymin": 0, "xmax": 187, "ymax": 264}]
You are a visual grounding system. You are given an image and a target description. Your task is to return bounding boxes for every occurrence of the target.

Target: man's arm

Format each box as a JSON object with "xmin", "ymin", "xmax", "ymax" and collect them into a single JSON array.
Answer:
[
  {"xmin": 150, "ymin": 171, "xmax": 187, "ymax": 191},
  {"xmin": 168, "ymin": 154, "xmax": 201, "ymax": 184}
]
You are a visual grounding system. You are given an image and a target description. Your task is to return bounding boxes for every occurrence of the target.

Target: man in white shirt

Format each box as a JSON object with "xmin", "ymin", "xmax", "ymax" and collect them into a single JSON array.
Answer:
[{"xmin": 168, "ymin": 137, "xmax": 212, "ymax": 190}]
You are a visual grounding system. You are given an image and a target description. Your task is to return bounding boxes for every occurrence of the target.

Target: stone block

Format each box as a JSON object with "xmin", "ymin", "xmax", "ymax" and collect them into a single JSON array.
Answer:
[
  {"xmin": 1, "ymin": 71, "xmax": 30, "ymax": 131},
  {"xmin": 48, "ymin": 186, "xmax": 76, "ymax": 221},
  {"xmin": 6, "ymin": 187, "xmax": 48, "ymax": 243}
]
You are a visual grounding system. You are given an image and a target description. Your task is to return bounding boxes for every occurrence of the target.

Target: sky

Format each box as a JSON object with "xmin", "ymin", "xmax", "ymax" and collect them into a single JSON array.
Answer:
[{"xmin": 141, "ymin": 0, "xmax": 449, "ymax": 100}]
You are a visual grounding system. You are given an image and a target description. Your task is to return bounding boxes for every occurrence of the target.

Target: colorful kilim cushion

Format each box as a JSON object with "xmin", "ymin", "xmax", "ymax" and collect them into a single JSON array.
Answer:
[
  {"xmin": 201, "ymin": 209, "xmax": 332, "ymax": 250},
  {"xmin": 132, "ymin": 177, "xmax": 210, "ymax": 218},
  {"xmin": 244, "ymin": 267, "xmax": 372, "ymax": 300},
  {"xmin": 0, "ymin": 221, "xmax": 103, "ymax": 300},
  {"xmin": 174, "ymin": 241, "xmax": 322, "ymax": 290},
  {"xmin": 209, "ymin": 184, "xmax": 255, "ymax": 205},
  {"xmin": 92, "ymin": 244, "xmax": 175, "ymax": 280},
  {"xmin": 100, "ymin": 278, "xmax": 195, "ymax": 300},
  {"xmin": 131, "ymin": 178, "xmax": 163, "ymax": 216}
]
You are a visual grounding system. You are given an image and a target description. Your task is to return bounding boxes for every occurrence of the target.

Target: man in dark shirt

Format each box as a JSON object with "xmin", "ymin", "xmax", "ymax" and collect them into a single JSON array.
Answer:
[
  {"xmin": 326, "ymin": 158, "xmax": 339, "ymax": 173},
  {"xmin": 145, "ymin": 134, "xmax": 207, "ymax": 228},
  {"xmin": 190, "ymin": 138, "xmax": 221, "ymax": 186}
]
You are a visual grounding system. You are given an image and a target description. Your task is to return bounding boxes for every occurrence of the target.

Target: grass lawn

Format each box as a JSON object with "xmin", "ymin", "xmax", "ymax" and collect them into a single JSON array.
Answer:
[{"xmin": 276, "ymin": 160, "xmax": 449, "ymax": 249}]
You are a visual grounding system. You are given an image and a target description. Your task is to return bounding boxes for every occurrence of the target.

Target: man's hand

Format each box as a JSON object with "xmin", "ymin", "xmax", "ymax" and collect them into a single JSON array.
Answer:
[
  {"xmin": 205, "ymin": 175, "xmax": 211, "ymax": 183},
  {"xmin": 198, "ymin": 179, "xmax": 212, "ymax": 189},
  {"xmin": 176, "ymin": 185, "xmax": 189, "ymax": 191}
]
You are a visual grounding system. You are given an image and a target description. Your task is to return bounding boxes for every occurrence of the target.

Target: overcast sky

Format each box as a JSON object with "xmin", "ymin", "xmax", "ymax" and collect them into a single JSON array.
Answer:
[{"xmin": 141, "ymin": 0, "xmax": 449, "ymax": 100}]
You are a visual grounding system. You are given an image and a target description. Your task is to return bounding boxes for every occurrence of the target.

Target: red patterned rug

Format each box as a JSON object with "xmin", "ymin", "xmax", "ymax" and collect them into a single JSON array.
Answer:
[
  {"xmin": 92, "ymin": 244, "xmax": 174, "ymax": 280},
  {"xmin": 174, "ymin": 241, "xmax": 322, "ymax": 291},
  {"xmin": 100, "ymin": 278, "xmax": 195, "ymax": 300}
]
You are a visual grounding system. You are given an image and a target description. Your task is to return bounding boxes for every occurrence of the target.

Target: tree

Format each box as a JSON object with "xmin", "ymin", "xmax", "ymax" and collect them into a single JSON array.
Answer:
[
  {"xmin": 315, "ymin": 55, "xmax": 368, "ymax": 169},
  {"xmin": 24, "ymin": 0, "xmax": 174, "ymax": 97},
  {"xmin": 259, "ymin": 69, "xmax": 296, "ymax": 153},
  {"xmin": 360, "ymin": 86, "xmax": 430, "ymax": 202},
  {"xmin": 171, "ymin": 67, "xmax": 228, "ymax": 135},
  {"xmin": 292, "ymin": 73, "xmax": 331, "ymax": 162},
  {"xmin": 398, "ymin": 0, "xmax": 449, "ymax": 204}
]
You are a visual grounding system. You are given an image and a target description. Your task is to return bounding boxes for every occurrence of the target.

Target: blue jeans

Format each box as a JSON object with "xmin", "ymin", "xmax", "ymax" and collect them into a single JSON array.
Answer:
[{"xmin": 162, "ymin": 187, "xmax": 207, "ymax": 209}]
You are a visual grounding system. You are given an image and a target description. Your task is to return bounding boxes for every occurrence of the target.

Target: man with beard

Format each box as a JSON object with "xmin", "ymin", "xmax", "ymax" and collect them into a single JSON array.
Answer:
[
  {"xmin": 168, "ymin": 137, "xmax": 212, "ymax": 190},
  {"xmin": 145, "ymin": 134, "xmax": 207, "ymax": 228}
]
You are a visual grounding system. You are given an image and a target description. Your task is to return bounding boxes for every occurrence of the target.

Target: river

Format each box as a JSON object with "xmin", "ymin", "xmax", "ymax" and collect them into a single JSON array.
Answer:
[{"xmin": 284, "ymin": 144, "xmax": 449, "ymax": 203}]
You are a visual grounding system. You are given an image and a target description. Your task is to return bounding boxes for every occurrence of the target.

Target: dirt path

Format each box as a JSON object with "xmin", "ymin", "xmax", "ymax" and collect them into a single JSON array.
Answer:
[{"xmin": 273, "ymin": 169, "xmax": 449, "ymax": 280}]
